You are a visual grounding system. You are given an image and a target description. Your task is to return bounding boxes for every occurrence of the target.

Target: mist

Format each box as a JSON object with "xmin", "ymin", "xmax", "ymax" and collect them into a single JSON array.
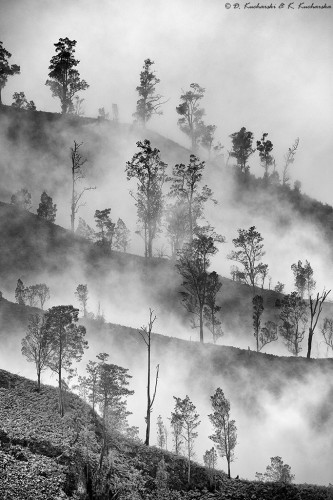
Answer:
[{"xmin": 0, "ymin": 0, "xmax": 333, "ymax": 491}]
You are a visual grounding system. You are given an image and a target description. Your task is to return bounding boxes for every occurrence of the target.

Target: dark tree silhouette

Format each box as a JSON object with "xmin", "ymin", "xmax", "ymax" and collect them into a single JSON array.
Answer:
[
  {"xmin": 45, "ymin": 38, "xmax": 89, "ymax": 113},
  {"xmin": 133, "ymin": 58, "xmax": 166, "ymax": 127},
  {"xmin": 126, "ymin": 140, "xmax": 167, "ymax": 258},
  {"xmin": 37, "ymin": 191, "xmax": 57, "ymax": 222},
  {"xmin": 229, "ymin": 127, "xmax": 254, "ymax": 173},
  {"xmin": 0, "ymin": 41, "xmax": 20, "ymax": 105}
]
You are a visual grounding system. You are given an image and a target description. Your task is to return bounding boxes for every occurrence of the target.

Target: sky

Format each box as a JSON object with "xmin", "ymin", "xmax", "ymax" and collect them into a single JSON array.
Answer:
[{"xmin": 0, "ymin": 0, "xmax": 332, "ymax": 203}]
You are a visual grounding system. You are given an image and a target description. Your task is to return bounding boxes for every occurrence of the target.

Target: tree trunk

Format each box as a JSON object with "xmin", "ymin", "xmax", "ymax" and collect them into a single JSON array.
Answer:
[
  {"xmin": 307, "ymin": 328, "xmax": 313, "ymax": 359},
  {"xmin": 37, "ymin": 369, "xmax": 41, "ymax": 392},
  {"xmin": 145, "ymin": 342, "xmax": 151, "ymax": 445},
  {"xmin": 199, "ymin": 307, "xmax": 204, "ymax": 343},
  {"xmin": 227, "ymin": 458, "xmax": 231, "ymax": 479}
]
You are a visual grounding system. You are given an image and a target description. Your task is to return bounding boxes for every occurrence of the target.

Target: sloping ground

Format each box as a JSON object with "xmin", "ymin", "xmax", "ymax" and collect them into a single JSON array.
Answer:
[{"xmin": 1, "ymin": 370, "xmax": 332, "ymax": 500}]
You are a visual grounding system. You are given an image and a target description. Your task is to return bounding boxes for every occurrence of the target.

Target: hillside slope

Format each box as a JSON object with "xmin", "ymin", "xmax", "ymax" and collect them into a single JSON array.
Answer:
[{"xmin": 1, "ymin": 369, "xmax": 333, "ymax": 499}]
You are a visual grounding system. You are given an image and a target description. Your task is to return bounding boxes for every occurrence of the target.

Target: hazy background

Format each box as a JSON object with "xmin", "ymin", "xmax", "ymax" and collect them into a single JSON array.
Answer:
[{"xmin": 0, "ymin": 0, "xmax": 332, "ymax": 203}]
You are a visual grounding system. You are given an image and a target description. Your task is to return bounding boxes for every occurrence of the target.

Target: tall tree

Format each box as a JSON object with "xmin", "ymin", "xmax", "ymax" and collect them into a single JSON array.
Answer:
[
  {"xmin": 139, "ymin": 309, "xmax": 159, "ymax": 446},
  {"xmin": 165, "ymin": 199, "xmax": 190, "ymax": 258},
  {"xmin": 291, "ymin": 260, "xmax": 316, "ymax": 299},
  {"xmin": 168, "ymin": 155, "xmax": 215, "ymax": 243},
  {"xmin": 11, "ymin": 91, "xmax": 36, "ymax": 110},
  {"xmin": 0, "ymin": 41, "xmax": 20, "ymax": 105},
  {"xmin": 95, "ymin": 353, "xmax": 133, "ymax": 467},
  {"xmin": 256, "ymin": 133, "xmax": 274, "ymax": 179},
  {"xmin": 176, "ymin": 230, "xmax": 224, "ymax": 343},
  {"xmin": 133, "ymin": 58, "xmax": 165, "ymax": 127},
  {"xmin": 209, "ymin": 387, "xmax": 237, "ymax": 479},
  {"xmin": 229, "ymin": 127, "xmax": 255, "ymax": 173},
  {"xmin": 45, "ymin": 37, "xmax": 89, "ymax": 113},
  {"xmin": 204, "ymin": 271, "xmax": 223, "ymax": 344},
  {"xmin": 307, "ymin": 290, "xmax": 330, "ymax": 359},
  {"xmin": 37, "ymin": 191, "xmax": 57, "ymax": 222},
  {"xmin": 94, "ymin": 209, "xmax": 115, "ymax": 250},
  {"xmin": 11, "ymin": 188, "xmax": 32, "ymax": 211},
  {"xmin": 21, "ymin": 314, "xmax": 52, "ymax": 391},
  {"xmin": 44, "ymin": 305, "xmax": 88, "ymax": 416},
  {"xmin": 282, "ymin": 138, "xmax": 299, "ymax": 186},
  {"xmin": 252, "ymin": 295, "xmax": 264, "ymax": 352},
  {"xmin": 75, "ymin": 284, "xmax": 88, "ymax": 317},
  {"xmin": 255, "ymin": 456, "xmax": 294, "ymax": 484},
  {"xmin": 278, "ymin": 292, "xmax": 308, "ymax": 356},
  {"xmin": 171, "ymin": 395, "xmax": 200, "ymax": 485},
  {"xmin": 170, "ymin": 413, "xmax": 183, "ymax": 455},
  {"xmin": 176, "ymin": 83, "xmax": 205, "ymax": 150},
  {"xmin": 126, "ymin": 140, "xmax": 167, "ymax": 258},
  {"xmin": 70, "ymin": 141, "xmax": 95, "ymax": 232},
  {"xmin": 227, "ymin": 226, "xmax": 268, "ymax": 293},
  {"xmin": 76, "ymin": 217, "xmax": 95, "ymax": 242}
]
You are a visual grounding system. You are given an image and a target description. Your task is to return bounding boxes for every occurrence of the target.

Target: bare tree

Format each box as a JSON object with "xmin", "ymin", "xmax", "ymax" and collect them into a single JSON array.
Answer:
[
  {"xmin": 307, "ymin": 290, "xmax": 331, "ymax": 359},
  {"xmin": 70, "ymin": 141, "xmax": 95, "ymax": 232},
  {"xmin": 282, "ymin": 138, "xmax": 299, "ymax": 186},
  {"xmin": 139, "ymin": 309, "xmax": 159, "ymax": 445}
]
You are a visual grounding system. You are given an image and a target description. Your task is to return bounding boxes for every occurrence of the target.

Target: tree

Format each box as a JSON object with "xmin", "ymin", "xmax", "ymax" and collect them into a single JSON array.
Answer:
[
  {"xmin": 94, "ymin": 209, "xmax": 115, "ymax": 250},
  {"xmin": 209, "ymin": 387, "xmax": 237, "ymax": 479},
  {"xmin": 227, "ymin": 226, "xmax": 268, "ymax": 293},
  {"xmin": 304, "ymin": 261, "xmax": 316, "ymax": 298},
  {"xmin": 45, "ymin": 37, "xmax": 89, "ymax": 113},
  {"xmin": 139, "ymin": 309, "xmax": 159, "ymax": 446},
  {"xmin": 229, "ymin": 127, "xmax": 255, "ymax": 173},
  {"xmin": 95, "ymin": 353, "xmax": 134, "ymax": 467},
  {"xmin": 259, "ymin": 321, "xmax": 278, "ymax": 351},
  {"xmin": 70, "ymin": 141, "xmax": 95, "ymax": 232},
  {"xmin": 98, "ymin": 107, "xmax": 109, "ymax": 120},
  {"xmin": 291, "ymin": 260, "xmax": 316, "ymax": 299},
  {"xmin": 204, "ymin": 271, "xmax": 223, "ymax": 344},
  {"xmin": 37, "ymin": 191, "xmax": 57, "ymax": 222},
  {"xmin": 165, "ymin": 199, "xmax": 191, "ymax": 257},
  {"xmin": 256, "ymin": 133, "xmax": 274, "ymax": 179},
  {"xmin": 176, "ymin": 83, "xmax": 205, "ymax": 150},
  {"xmin": 168, "ymin": 155, "xmax": 215, "ymax": 243},
  {"xmin": 0, "ymin": 41, "xmax": 20, "ymax": 105},
  {"xmin": 282, "ymin": 138, "xmax": 299, "ymax": 186},
  {"xmin": 157, "ymin": 415, "xmax": 166, "ymax": 449},
  {"xmin": 203, "ymin": 447, "xmax": 218, "ymax": 487},
  {"xmin": 44, "ymin": 305, "xmax": 88, "ymax": 416},
  {"xmin": 171, "ymin": 395, "xmax": 200, "ymax": 484},
  {"xmin": 176, "ymin": 230, "xmax": 224, "ymax": 343},
  {"xmin": 278, "ymin": 292, "xmax": 308, "ymax": 356},
  {"xmin": 114, "ymin": 218, "xmax": 131, "ymax": 252},
  {"xmin": 255, "ymin": 456, "xmax": 294, "ymax": 484},
  {"xmin": 34, "ymin": 284, "xmax": 50, "ymax": 309},
  {"xmin": 321, "ymin": 318, "xmax": 333, "ymax": 356},
  {"xmin": 15, "ymin": 278, "xmax": 26, "ymax": 305},
  {"xmin": 133, "ymin": 58, "xmax": 165, "ymax": 127},
  {"xmin": 11, "ymin": 91, "xmax": 36, "ymax": 110},
  {"xmin": 75, "ymin": 284, "xmax": 88, "ymax": 317},
  {"xmin": 252, "ymin": 295, "xmax": 264, "ymax": 352},
  {"xmin": 85, "ymin": 360, "xmax": 99, "ymax": 412},
  {"xmin": 11, "ymin": 188, "xmax": 32, "ymax": 211},
  {"xmin": 21, "ymin": 314, "xmax": 52, "ymax": 391},
  {"xmin": 170, "ymin": 413, "xmax": 183, "ymax": 455},
  {"xmin": 274, "ymin": 282, "xmax": 285, "ymax": 294},
  {"xmin": 200, "ymin": 124, "xmax": 222, "ymax": 158},
  {"xmin": 126, "ymin": 140, "xmax": 167, "ymax": 258},
  {"xmin": 76, "ymin": 217, "xmax": 95, "ymax": 242},
  {"xmin": 307, "ymin": 290, "xmax": 330, "ymax": 359}
]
